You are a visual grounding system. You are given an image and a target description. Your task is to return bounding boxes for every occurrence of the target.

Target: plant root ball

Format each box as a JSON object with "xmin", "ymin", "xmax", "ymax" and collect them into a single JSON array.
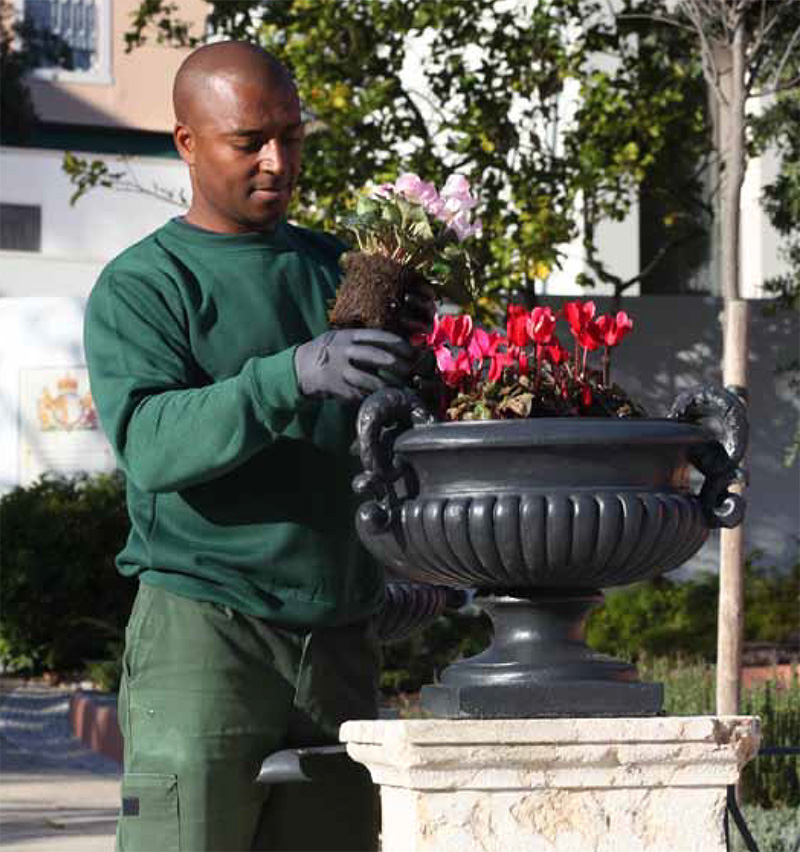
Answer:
[{"xmin": 328, "ymin": 251, "xmax": 427, "ymax": 333}]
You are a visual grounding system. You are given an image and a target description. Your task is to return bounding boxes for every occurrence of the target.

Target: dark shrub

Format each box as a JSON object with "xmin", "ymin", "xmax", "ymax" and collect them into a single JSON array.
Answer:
[{"xmin": 0, "ymin": 472, "xmax": 134, "ymax": 674}]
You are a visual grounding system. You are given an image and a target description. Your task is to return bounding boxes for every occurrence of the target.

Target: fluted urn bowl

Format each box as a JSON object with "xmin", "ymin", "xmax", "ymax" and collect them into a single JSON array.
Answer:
[{"xmin": 354, "ymin": 386, "xmax": 747, "ymax": 718}]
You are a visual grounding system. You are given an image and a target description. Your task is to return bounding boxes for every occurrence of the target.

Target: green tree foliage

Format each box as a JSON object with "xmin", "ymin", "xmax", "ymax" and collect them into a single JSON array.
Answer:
[
  {"xmin": 0, "ymin": 0, "xmax": 76, "ymax": 144},
  {"xmin": 381, "ymin": 609, "xmax": 491, "ymax": 696},
  {"xmin": 0, "ymin": 0, "xmax": 37, "ymax": 144},
  {"xmin": 118, "ymin": 0, "xmax": 709, "ymax": 310},
  {"xmin": 586, "ymin": 556, "xmax": 800, "ymax": 661},
  {"xmin": 0, "ymin": 473, "xmax": 134, "ymax": 673}
]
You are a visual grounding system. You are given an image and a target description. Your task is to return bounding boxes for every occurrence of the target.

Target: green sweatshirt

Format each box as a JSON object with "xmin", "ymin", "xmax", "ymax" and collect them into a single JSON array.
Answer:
[{"xmin": 83, "ymin": 217, "xmax": 383, "ymax": 627}]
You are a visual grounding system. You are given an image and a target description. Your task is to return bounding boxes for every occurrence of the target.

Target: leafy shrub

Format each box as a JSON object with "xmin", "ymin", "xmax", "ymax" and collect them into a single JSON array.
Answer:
[
  {"xmin": 742, "ymin": 678, "xmax": 800, "ymax": 809},
  {"xmin": 639, "ymin": 657, "xmax": 800, "ymax": 810},
  {"xmin": 587, "ymin": 556, "xmax": 799, "ymax": 661},
  {"xmin": 84, "ymin": 640, "xmax": 125, "ymax": 693},
  {"xmin": 0, "ymin": 472, "xmax": 134, "ymax": 675},
  {"xmin": 380, "ymin": 607, "xmax": 491, "ymax": 696},
  {"xmin": 732, "ymin": 805, "xmax": 800, "ymax": 852}
]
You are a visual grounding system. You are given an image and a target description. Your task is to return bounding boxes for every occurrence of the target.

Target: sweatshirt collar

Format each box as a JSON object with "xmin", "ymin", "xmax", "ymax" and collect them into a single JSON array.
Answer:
[{"xmin": 165, "ymin": 216, "xmax": 293, "ymax": 250}]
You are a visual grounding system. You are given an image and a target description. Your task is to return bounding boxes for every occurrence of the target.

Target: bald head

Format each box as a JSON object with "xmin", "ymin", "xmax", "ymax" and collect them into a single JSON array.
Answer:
[
  {"xmin": 173, "ymin": 41, "xmax": 295, "ymax": 125},
  {"xmin": 172, "ymin": 40, "xmax": 304, "ymax": 234}
]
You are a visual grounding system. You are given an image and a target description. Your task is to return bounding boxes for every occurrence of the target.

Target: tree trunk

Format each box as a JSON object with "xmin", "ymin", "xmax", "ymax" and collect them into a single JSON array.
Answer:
[
  {"xmin": 718, "ymin": 300, "xmax": 749, "ymax": 716},
  {"xmin": 714, "ymin": 25, "xmax": 749, "ymax": 718}
]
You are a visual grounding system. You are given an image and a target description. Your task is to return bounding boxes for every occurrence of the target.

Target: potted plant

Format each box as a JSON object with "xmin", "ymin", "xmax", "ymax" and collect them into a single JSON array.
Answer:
[{"xmin": 341, "ymin": 173, "xmax": 748, "ymax": 719}]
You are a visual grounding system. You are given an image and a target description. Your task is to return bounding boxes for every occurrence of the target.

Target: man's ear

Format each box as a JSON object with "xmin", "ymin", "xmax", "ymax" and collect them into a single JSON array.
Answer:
[{"xmin": 174, "ymin": 123, "xmax": 195, "ymax": 166}]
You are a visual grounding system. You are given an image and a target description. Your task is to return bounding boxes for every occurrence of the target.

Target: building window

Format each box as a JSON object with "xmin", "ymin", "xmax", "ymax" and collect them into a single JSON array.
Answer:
[
  {"xmin": 18, "ymin": 0, "xmax": 112, "ymax": 85},
  {"xmin": 0, "ymin": 204, "xmax": 42, "ymax": 252}
]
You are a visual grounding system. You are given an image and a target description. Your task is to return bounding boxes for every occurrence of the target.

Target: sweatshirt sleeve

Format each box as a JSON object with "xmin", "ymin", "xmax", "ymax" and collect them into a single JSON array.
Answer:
[{"xmin": 84, "ymin": 269, "xmax": 310, "ymax": 494}]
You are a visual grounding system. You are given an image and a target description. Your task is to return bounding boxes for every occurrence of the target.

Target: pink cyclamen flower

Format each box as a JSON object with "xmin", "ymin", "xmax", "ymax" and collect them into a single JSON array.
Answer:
[
  {"xmin": 394, "ymin": 172, "xmax": 423, "ymax": 196},
  {"xmin": 416, "ymin": 180, "xmax": 439, "ymax": 208},
  {"xmin": 527, "ymin": 306, "xmax": 557, "ymax": 344},
  {"xmin": 395, "ymin": 173, "xmax": 439, "ymax": 208},
  {"xmin": 595, "ymin": 311, "xmax": 633, "ymax": 347},
  {"xmin": 467, "ymin": 327, "xmax": 492, "ymax": 361},
  {"xmin": 434, "ymin": 346, "xmax": 455, "ymax": 374},
  {"xmin": 373, "ymin": 182, "xmax": 395, "ymax": 199},
  {"xmin": 424, "ymin": 195, "xmax": 447, "ymax": 219},
  {"xmin": 447, "ymin": 210, "xmax": 481, "ymax": 241},
  {"xmin": 441, "ymin": 174, "xmax": 477, "ymax": 208},
  {"xmin": 443, "ymin": 349, "xmax": 472, "ymax": 387}
]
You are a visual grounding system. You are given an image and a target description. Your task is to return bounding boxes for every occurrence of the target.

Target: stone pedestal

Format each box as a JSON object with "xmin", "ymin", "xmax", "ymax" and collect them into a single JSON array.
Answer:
[{"xmin": 340, "ymin": 716, "xmax": 760, "ymax": 852}]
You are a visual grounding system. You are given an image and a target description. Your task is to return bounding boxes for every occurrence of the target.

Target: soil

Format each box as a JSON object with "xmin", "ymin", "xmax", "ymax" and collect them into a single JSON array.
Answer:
[{"xmin": 329, "ymin": 251, "xmax": 427, "ymax": 333}]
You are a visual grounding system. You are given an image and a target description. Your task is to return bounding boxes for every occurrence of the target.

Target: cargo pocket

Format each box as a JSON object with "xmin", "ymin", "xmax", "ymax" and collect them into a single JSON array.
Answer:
[{"xmin": 117, "ymin": 773, "xmax": 180, "ymax": 852}]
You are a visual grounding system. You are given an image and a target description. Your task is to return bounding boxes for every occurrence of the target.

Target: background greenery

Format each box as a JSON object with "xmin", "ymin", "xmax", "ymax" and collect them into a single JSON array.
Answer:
[
  {"xmin": 0, "ymin": 473, "xmax": 133, "ymax": 674},
  {"xmin": 90, "ymin": 0, "xmax": 714, "ymax": 307},
  {"xmin": 1, "ymin": 472, "xmax": 797, "ymax": 824}
]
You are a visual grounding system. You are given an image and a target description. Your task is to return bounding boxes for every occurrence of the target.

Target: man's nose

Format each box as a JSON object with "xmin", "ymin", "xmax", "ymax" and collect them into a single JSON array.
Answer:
[{"xmin": 257, "ymin": 139, "xmax": 288, "ymax": 175}]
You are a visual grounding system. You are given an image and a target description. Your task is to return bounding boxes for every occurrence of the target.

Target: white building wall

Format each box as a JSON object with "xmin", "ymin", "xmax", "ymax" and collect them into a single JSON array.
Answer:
[
  {"xmin": 0, "ymin": 147, "xmax": 190, "ymax": 297},
  {"xmin": 0, "ymin": 296, "xmax": 116, "ymax": 493}
]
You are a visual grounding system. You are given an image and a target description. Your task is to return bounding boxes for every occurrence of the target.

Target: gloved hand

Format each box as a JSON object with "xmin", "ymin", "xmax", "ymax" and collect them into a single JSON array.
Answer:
[
  {"xmin": 294, "ymin": 328, "xmax": 415, "ymax": 403},
  {"xmin": 398, "ymin": 277, "xmax": 437, "ymax": 338}
]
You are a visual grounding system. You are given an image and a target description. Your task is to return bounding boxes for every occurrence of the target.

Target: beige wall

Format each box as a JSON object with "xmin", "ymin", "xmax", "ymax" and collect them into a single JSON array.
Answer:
[{"xmin": 28, "ymin": 0, "xmax": 207, "ymax": 132}]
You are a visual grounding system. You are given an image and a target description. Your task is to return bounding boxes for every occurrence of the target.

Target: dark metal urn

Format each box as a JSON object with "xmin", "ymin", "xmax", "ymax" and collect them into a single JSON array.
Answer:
[{"xmin": 353, "ymin": 386, "xmax": 748, "ymax": 718}]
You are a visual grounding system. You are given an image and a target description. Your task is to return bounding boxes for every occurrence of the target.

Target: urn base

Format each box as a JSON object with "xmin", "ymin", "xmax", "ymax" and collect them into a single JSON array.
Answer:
[
  {"xmin": 422, "ymin": 590, "xmax": 665, "ymax": 718},
  {"xmin": 422, "ymin": 679, "xmax": 664, "ymax": 719}
]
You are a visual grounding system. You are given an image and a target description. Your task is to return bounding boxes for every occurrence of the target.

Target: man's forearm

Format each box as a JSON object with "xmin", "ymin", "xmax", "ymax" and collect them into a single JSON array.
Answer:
[{"xmin": 112, "ymin": 350, "xmax": 305, "ymax": 493}]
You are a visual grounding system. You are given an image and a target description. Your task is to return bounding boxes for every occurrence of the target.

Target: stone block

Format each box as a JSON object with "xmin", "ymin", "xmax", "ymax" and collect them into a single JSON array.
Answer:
[{"xmin": 340, "ymin": 716, "xmax": 760, "ymax": 852}]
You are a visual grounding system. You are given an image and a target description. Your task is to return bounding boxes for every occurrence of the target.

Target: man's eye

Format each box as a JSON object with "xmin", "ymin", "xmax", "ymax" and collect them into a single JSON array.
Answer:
[{"xmin": 234, "ymin": 140, "xmax": 261, "ymax": 152}]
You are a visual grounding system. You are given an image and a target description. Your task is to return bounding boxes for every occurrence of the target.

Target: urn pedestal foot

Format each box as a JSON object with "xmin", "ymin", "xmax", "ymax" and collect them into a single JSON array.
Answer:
[
  {"xmin": 423, "ymin": 590, "xmax": 663, "ymax": 718},
  {"xmin": 340, "ymin": 716, "xmax": 761, "ymax": 852},
  {"xmin": 422, "ymin": 679, "xmax": 663, "ymax": 719}
]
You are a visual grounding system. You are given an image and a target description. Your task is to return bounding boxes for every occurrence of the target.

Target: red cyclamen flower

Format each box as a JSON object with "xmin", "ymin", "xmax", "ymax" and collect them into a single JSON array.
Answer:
[
  {"xmin": 526, "ymin": 306, "xmax": 556, "ymax": 343},
  {"xmin": 542, "ymin": 336, "xmax": 569, "ymax": 365},
  {"xmin": 441, "ymin": 314, "xmax": 473, "ymax": 348},
  {"xmin": 488, "ymin": 350, "xmax": 513, "ymax": 382},
  {"xmin": 595, "ymin": 311, "xmax": 633, "ymax": 347},
  {"xmin": 564, "ymin": 300, "xmax": 596, "ymax": 334},
  {"xmin": 468, "ymin": 327, "xmax": 493, "ymax": 361},
  {"xmin": 411, "ymin": 313, "xmax": 448, "ymax": 349},
  {"xmin": 506, "ymin": 305, "xmax": 530, "ymax": 348},
  {"xmin": 564, "ymin": 300, "xmax": 602, "ymax": 350}
]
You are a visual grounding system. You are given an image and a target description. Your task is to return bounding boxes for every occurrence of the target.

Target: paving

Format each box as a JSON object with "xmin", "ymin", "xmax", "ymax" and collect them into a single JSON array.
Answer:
[{"xmin": 0, "ymin": 679, "xmax": 121, "ymax": 851}]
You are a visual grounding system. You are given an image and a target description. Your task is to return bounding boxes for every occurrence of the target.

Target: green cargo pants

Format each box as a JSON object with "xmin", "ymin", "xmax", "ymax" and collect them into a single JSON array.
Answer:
[{"xmin": 116, "ymin": 582, "xmax": 381, "ymax": 852}]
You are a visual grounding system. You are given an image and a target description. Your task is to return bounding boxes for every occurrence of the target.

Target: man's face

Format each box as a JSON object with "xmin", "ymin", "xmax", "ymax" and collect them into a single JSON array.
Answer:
[{"xmin": 176, "ymin": 73, "xmax": 304, "ymax": 233}]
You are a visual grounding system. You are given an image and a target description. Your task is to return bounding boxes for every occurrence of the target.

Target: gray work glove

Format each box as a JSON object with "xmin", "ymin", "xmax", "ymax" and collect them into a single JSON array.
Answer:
[
  {"xmin": 294, "ymin": 328, "xmax": 415, "ymax": 403},
  {"xmin": 398, "ymin": 278, "xmax": 437, "ymax": 338}
]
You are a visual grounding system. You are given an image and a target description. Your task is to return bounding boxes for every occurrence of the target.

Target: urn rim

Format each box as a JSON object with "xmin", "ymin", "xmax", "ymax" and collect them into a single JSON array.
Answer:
[{"xmin": 394, "ymin": 416, "xmax": 712, "ymax": 452}]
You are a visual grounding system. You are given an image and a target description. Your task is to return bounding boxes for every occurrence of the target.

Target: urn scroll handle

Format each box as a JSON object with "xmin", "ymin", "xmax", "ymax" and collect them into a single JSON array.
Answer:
[
  {"xmin": 668, "ymin": 385, "xmax": 748, "ymax": 529},
  {"xmin": 353, "ymin": 388, "xmax": 434, "ymax": 534}
]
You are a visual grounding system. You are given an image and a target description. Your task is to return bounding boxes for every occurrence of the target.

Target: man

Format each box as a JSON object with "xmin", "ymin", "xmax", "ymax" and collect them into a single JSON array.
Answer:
[{"xmin": 84, "ymin": 41, "xmax": 434, "ymax": 851}]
